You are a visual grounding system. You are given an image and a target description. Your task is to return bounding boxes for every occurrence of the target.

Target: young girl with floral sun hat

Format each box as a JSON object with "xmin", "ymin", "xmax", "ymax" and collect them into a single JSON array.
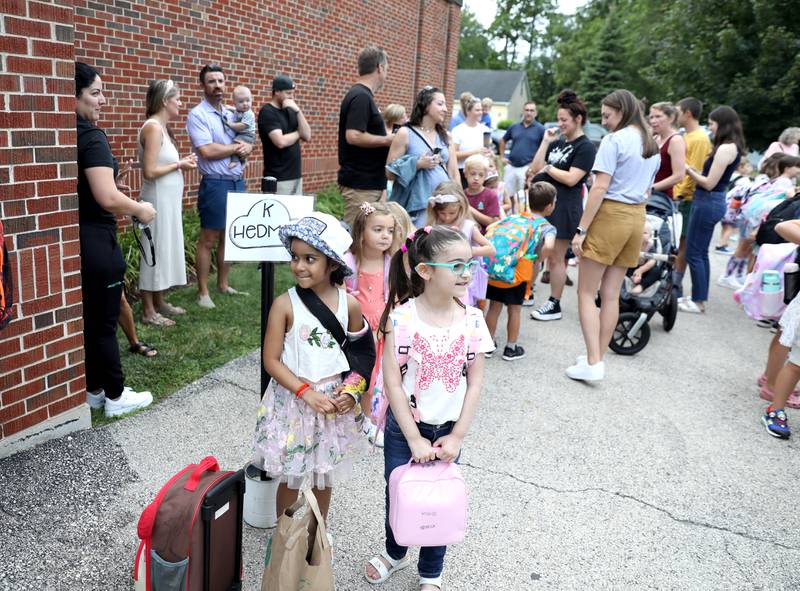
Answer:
[{"xmin": 252, "ymin": 212, "xmax": 368, "ymax": 523}]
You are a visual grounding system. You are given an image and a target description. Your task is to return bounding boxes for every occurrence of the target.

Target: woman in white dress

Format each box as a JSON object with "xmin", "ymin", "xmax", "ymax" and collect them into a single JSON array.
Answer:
[{"xmin": 139, "ymin": 80, "xmax": 197, "ymax": 326}]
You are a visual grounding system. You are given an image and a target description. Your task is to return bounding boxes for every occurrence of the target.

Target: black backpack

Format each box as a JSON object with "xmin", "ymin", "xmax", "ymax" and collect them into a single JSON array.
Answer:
[{"xmin": 756, "ymin": 195, "xmax": 800, "ymax": 245}]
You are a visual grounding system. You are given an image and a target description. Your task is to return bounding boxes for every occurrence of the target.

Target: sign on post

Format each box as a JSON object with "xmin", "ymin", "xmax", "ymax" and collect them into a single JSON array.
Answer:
[{"xmin": 224, "ymin": 193, "xmax": 315, "ymax": 262}]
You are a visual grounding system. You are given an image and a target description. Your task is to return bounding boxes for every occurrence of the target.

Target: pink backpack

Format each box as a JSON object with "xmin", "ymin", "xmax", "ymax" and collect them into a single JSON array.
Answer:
[
  {"xmin": 734, "ymin": 242, "xmax": 797, "ymax": 320},
  {"xmin": 389, "ymin": 458, "xmax": 467, "ymax": 546}
]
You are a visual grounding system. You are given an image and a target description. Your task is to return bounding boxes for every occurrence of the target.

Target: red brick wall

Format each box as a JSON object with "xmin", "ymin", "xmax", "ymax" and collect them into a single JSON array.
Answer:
[
  {"xmin": 72, "ymin": 0, "xmax": 463, "ymax": 202},
  {"xmin": 0, "ymin": 0, "xmax": 87, "ymax": 447}
]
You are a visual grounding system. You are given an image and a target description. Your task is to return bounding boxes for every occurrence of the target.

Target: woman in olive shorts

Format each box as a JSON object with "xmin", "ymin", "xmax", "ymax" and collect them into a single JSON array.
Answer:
[{"xmin": 568, "ymin": 90, "xmax": 661, "ymax": 382}]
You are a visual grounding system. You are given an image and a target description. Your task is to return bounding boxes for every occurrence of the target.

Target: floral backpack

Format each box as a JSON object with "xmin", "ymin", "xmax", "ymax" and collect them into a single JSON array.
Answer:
[
  {"xmin": 484, "ymin": 214, "xmax": 547, "ymax": 286},
  {"xmin": 370, "ymin": 299, "xmax": 485, "ymax": 432}
]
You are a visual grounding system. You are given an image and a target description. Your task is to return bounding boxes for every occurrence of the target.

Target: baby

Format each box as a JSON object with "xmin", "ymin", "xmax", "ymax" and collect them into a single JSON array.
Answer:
[
  {"xmin": 225, "ymin": 85, "xmax": 256, "ymax": 167},
  {"xmin": 629, "ymin": 222, "xmax": 657, "ymax": 295}
]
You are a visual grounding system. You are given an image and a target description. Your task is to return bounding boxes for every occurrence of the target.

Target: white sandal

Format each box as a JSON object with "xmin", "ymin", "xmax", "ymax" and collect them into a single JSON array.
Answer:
[
  {"xmin": 364, "ymin": 550, "xmax": 410, "ymax": 585},
  {"xmin": 420, "ymin": 574, "xmax": 443, "ymax": 590}
]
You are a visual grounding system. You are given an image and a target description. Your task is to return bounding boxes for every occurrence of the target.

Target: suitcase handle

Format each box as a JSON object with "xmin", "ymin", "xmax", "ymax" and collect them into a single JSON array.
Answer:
[{"xmin": 184, "ymin": 456, "xmax": 220, "ymax": 492}]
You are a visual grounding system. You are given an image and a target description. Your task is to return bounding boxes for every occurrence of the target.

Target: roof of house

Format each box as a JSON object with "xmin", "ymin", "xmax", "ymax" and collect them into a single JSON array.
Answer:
[{"xmin": 454, "ymin": 69, "xmax": 527, "ymax": 103}]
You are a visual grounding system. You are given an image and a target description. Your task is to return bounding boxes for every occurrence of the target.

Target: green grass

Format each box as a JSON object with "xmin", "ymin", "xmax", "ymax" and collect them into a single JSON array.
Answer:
[
  {"xmin": 91, "ymin": 186, "xmax": 343, "ymax": 426},
  {"xmin": 91, "ymin": 262, "xmax": 295, "ymax": 426}
]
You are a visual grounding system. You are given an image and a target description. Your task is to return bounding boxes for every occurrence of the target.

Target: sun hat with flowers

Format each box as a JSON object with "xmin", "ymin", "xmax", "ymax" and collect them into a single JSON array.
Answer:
[{"xmin": 279, "ymin": 212, "xmax": 354, "ymax": 276}]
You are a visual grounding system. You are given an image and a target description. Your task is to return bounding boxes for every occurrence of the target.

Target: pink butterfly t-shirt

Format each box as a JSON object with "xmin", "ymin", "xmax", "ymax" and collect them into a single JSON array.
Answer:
[{"xmin": 392, "ymin": 298, "xmax": 493, "ymax": 424}]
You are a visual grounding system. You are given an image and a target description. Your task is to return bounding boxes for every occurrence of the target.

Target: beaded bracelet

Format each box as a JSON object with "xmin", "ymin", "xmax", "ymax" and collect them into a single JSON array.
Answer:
[{"xmin": 294, "ymin": 383, "xmax": 310, "ymax": 398}]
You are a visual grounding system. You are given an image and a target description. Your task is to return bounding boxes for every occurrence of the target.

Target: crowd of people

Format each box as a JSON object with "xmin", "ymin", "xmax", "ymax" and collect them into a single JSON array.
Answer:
[{"xmin": 74, "ymin": 43, "xmax": 800, "ymax": 590}]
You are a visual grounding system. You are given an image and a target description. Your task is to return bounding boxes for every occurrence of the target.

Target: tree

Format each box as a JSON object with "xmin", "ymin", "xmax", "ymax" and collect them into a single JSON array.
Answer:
[
  {"xmin": 458, "ymin": 9, "xmax": 499, "ymax": 69},
  {"xmin": 576, "ymin": 7, "xmax": 629, "ymax": 119}
]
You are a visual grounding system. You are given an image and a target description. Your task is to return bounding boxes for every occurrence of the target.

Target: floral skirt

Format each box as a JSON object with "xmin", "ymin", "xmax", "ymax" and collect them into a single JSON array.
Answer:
[{"xmin": 252, "ymin": 376, "xmax": 366, "ymax": 490}]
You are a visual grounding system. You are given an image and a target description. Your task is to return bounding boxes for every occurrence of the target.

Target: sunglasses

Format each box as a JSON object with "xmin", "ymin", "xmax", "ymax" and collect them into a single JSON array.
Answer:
[{"xmin": 423, "ymin": 260, "xmax": 479, "ymax": 277}]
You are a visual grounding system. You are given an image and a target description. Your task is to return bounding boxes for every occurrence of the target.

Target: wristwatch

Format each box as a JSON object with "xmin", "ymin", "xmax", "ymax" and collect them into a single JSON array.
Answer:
[{"xmin": 575, "ymin": 226, "xmax": 587, "ymax": 237}]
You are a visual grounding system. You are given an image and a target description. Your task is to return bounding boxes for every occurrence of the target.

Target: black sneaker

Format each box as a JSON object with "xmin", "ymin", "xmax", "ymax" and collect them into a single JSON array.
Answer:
[
  {"xmin": 502, "ymin": 345, "xmax": 525, "ymax": 361},
  {"xmin": 531, "ymin": 298, "xmax": 562, "ymax": 321}
]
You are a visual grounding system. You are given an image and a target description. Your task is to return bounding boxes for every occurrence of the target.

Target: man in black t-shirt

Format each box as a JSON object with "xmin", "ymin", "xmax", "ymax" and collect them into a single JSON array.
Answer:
[
  {"xmin": 258, "ymin": 75, "xmax": 310, "ymax": 195},
  {"xmin": 337, "ymin": 45, "xmax": 393, "ymax": 226}
]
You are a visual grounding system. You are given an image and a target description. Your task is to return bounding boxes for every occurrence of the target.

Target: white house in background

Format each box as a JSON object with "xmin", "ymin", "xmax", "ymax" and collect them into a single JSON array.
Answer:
[{"xmin": 454, "ymin": 69, "xmax": 531, "ymax": 126}]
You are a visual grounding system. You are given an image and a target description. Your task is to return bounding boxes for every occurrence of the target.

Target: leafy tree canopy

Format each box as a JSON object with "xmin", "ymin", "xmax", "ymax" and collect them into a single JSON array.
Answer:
[{"xmin": 458, "ymin": 0, "xmax": 800, "ymax": 148}]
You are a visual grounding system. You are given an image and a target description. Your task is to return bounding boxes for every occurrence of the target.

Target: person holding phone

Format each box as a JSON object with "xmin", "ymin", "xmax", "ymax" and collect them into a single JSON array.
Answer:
[
  {"xmin": 387, "ymin": 86, "xmax": 459, "ymax": 223},
  {"xmin": 452, "ymin": 96, "xmax": 493, "ymax": 188}
]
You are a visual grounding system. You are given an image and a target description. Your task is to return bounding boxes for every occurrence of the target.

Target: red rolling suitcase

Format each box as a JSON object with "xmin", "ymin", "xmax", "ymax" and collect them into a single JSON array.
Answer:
[{"xmin": 134, "ymin": 456, "xmax": 245, "ymax": 591}]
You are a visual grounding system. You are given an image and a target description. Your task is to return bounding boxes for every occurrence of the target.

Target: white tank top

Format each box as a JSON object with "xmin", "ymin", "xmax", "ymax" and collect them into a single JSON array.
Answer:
[{"xmin": 281, "ymin": 287, "xmax": 350, "ymax": 383}]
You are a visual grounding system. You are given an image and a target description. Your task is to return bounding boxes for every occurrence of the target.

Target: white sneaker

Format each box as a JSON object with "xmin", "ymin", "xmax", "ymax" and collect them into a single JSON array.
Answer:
[
  {"xmin": 197, "ymin": 294, "xmax": 216, "ymax": 309},
  {"xmin": 566, "ymin": 359, "xmax": 605, "ymax": 381},
  {"xmin": 717, "ymin": 274, "xmax": 744, "ymax": 290},
  {"xmin": 365, "ymin": 420, "xmax": 385, "ymax": 448},
  {"xmin": 86, "ymin": 389, "xmax": 105, "ymax": 409},
  {"xmin": 678, "ymin": 299, "xmax": 704, "ymax": 314},
  {"xmin": 104, "ymin": 386, "xmax": 153, "ymax": 418}
]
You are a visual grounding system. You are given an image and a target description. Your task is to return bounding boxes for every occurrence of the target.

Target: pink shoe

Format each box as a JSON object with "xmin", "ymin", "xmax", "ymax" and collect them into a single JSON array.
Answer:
[
  {"xmin": 759, "ymin": 385, "xmax": 800, "ymax": 408},
  {"xmin": 788, "ymin": 391, "xmax": 800, "ymax": 409}
]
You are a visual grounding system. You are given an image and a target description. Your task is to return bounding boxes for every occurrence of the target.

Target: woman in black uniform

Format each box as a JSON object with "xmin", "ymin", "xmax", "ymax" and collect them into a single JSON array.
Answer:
[{"xmin": 76, "ymin": 61, "xmax": 156, "ymax": 417}]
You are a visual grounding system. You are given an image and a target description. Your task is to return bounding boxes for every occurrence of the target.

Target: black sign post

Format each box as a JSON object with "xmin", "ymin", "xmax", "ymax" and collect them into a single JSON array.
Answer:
[{"xmin": 259, "ymin": 176, "xmax": 278, "ymax": 398}]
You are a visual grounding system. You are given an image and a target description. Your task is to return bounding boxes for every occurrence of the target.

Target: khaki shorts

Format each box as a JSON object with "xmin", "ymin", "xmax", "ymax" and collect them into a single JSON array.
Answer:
[
  {"xmin": 582, "ymin": 199, "xmax": 646, "ymax": 268},
  {"xmin": 340, "ymin": 186, "xmax": 384, "ymax": 227}
]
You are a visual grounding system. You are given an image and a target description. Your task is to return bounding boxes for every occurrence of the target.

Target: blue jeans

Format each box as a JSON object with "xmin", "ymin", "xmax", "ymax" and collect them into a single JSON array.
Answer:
[
  {"xmin": 685, "ymin": 189, "xmax": 726, "ymax": 302},
  {"xmin": 383, "ymin": 411, "xmax": 456, "ymax": 579}
]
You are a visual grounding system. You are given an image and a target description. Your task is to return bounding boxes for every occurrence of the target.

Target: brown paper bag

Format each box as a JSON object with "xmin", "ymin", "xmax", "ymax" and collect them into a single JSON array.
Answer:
[{"xmin": 261, "ymin": 488, "xmax": 334, "ymax": 591}]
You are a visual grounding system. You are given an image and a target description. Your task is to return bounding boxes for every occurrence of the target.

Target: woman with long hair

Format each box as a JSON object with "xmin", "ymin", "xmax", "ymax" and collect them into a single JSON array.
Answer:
[
  {"xmin": 568, "ymin": 89, "xmax": 661, "ymax": 381},
  {"xmin": 387, "ymin": 86, "xmax": 458, "ymax": 224},
  {"xmin": 529, "ymin": 89, "xmax": 597, "ymax": 322},
  {"xmin": 75, "ymin": 61, "xmax": 156, "ymax": 416},
  {"xmin": 138, "ymin": 79, "xmax": 197, "ymax": 326},
  {"xmin": 680, "ymin": 105, "xmax": 746, "ymax": 313}
]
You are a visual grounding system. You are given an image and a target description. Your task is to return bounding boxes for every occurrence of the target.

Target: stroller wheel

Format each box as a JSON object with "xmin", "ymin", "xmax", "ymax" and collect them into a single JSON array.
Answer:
[
  {"xmin": 661, "ymin": 290, "xmax": 678, "ymax": 332},
  {"xmin": 609, "ymin": 312, "xmax": 651, "ymax": 355}
]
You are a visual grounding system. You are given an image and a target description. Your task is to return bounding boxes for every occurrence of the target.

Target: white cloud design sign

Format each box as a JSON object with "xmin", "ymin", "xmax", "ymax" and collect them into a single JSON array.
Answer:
[{"xmin": 224, "ymin": 193, "xmax": 314, "ymax": 262}]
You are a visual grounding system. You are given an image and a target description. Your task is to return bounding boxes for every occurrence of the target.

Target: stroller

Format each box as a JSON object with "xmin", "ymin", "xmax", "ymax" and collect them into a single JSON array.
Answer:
[{"xmin": 607, "ymin": 191, "xmax": 681, "ymax": 355}]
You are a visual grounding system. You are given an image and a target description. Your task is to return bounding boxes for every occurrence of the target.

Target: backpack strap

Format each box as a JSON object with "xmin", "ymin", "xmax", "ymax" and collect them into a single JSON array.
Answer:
[
  {"xmin": 343, "ymin": 252, "xmax": 358, "ymax": 293},
  {"xmin": 294, "ymin": 286, "xmax": 348, "ymax": 350},
  {"xmin": 406, "ymin": 124, "xmax": 449, "ymax": 175}
]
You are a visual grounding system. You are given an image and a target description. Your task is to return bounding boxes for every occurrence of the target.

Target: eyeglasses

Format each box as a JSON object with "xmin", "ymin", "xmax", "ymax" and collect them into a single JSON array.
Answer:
[{"xmin": 423, "ymin": 260, "xmax": 479, "ymax": 277}]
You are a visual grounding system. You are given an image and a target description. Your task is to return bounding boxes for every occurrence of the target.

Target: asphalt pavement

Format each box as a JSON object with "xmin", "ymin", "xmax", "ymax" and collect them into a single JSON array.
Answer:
[{"xmin": 1, "ymin": 250, "xmax": 799, "ymax": 590}]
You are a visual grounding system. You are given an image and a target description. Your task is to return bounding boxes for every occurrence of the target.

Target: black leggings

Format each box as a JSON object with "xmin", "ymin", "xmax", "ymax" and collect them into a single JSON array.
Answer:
[{"xmin": 80, "ymin": 223, "xmax": 126, "ymax": 399}]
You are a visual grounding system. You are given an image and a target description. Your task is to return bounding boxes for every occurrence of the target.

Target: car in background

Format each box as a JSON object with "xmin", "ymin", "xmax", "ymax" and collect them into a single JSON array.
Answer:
[
  {"xmin": 543, "ymin": 121, "xmax": 608, "ymax": 149},
  {"xmin": 490, "ymin": 128, "xmax": 508, "ymax": 157},
  {"xmin": 492, "ymin": 121, "xmax": 609, "ymax": 157}
]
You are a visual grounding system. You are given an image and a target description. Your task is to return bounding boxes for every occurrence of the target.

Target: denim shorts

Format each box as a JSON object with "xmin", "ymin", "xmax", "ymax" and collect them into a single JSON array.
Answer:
[{"xmin": 197, "ymin": 176, "xmax": 245, "ymax": 230}]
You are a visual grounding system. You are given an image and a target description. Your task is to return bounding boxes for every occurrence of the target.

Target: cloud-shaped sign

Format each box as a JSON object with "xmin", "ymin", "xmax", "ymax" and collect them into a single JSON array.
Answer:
[{"xmin": 229, "ymin": 198, "xmax": 292, "ymax": 250}]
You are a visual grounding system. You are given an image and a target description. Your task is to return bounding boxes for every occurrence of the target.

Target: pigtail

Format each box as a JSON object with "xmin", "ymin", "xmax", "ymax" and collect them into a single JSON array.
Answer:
[
  {"xmin": 377, "ymin": 225, "xmax": 469, "ymax": 334},
  {"xmin": 378, "ymin": 229, "xmax": 422, "ymax": 335}
]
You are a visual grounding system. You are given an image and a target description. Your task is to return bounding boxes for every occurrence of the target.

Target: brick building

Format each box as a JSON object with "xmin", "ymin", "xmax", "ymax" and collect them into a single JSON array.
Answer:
[{"xmin": 0, "ymin": 0, "xmax": 462, "ymax": 456}]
